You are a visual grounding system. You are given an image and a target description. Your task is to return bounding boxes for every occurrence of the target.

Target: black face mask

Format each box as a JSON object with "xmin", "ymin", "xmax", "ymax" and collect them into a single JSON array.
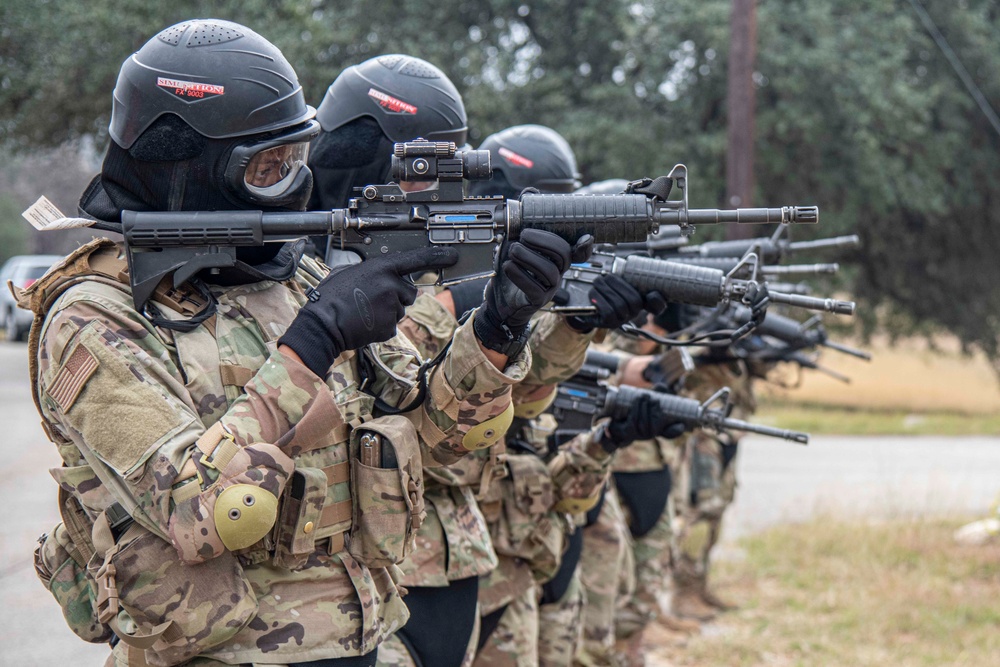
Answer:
[{"xmin": 307, "ymin": 116, "xmax": 395, "ymax": 210}]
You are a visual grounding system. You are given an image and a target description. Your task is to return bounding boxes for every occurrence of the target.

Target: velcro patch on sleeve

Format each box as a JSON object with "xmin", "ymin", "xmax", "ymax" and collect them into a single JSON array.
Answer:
[{"xmin": 48, "ymin": 343, "xmax": 99, "ymax": 412}]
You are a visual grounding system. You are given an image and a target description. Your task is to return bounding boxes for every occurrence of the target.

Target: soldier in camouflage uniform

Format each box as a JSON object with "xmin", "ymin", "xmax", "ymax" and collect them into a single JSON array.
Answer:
[
  {"xmin": 307, "ymin": 53, "xmax": 492, "ymax": 667},
  {"xmin": 573, "ymin": 482, "xmax": 634, "ymax": 667},
  {"xmin": 528, "ymin": 319, "xmax": 694, "ymax": 667},
  {"xmin": 671, "ymin": 353, "xmax": 756, "ymax": 621},
  {"xmin": 461, "ymin": 128, "xmax": 671, "ymax": 667},
  {"xmin": 25, "ymin": 21, "xmax": 579, "ymax": 667},
  {"xmin": 382, "ymin": 296, "xmax": 601, "ymax": 667},
  {"xmin": 474, "ymin": 324, "xmax": 618, "ymax": 667},
  {"xmin": 611, "ymin": 441, "xmax": 687, "ymax": 666},
  {"xmin": 564, "ymin": 344, "xmax": 691, "ymax": 667}
]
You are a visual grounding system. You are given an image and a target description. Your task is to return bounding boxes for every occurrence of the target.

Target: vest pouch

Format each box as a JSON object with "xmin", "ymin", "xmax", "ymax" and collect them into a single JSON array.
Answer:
[
  {"xmin": 89, "ymin": 522, "xmax": 259, "ymax": 667},
  {"xmin": 347, "ymin": 415, "xmax": 425, "ymax": 568},
  {"xmin": 490, "ymin": 454, "xmax": 562, "ymax": 583},
  {"xmin": 34, "ymin": 523, "xmax": 112, "ymax": 643},
  {"xmin": 272, "ymin": 466, "xmax": 334, "ymax": 569}
]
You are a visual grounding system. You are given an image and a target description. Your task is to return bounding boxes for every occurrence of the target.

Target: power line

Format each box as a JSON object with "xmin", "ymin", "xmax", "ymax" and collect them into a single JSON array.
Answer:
[{"xmin": 907, "ymin": 0, "xmax": 1000, "ymax": 139}]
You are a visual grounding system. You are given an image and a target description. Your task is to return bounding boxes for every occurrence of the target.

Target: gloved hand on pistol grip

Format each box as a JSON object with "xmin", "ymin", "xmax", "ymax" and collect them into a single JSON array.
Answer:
[
  {"xmin": 474, "ymin": 229, "xmax": 587, "ymax": 352},
  {"xmin": 599, "ymin": 394, "xmax": 688, "ymax": 453},
  {"xmin": 566, "ymin": 274, "xmax": 667, "ymax": 333},
  {"xmin": 279, "ymin": 246, "xmax": 459, "ymax": 376}
]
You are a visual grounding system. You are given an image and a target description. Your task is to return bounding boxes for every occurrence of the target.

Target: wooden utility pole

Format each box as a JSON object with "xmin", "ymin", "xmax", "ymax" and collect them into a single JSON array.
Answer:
[{"xmin": 725, "ymin": 0, "xmax": 757, "ymax": 240}]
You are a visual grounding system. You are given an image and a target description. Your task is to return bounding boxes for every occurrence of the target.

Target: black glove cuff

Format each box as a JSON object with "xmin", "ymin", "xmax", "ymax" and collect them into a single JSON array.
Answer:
[
  {"xmin": 278, "ymin": 310, "xmax": 341, "ymax": 378},
  {"xmin": 473, "ymin": 307, "xmax": 530, "ymax": 358}
]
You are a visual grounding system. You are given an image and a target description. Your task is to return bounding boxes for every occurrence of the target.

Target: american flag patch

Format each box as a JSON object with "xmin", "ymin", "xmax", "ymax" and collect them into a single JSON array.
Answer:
[{"xmin": 49, "ymin": 344, "xmax": 99, "ymax": 412}]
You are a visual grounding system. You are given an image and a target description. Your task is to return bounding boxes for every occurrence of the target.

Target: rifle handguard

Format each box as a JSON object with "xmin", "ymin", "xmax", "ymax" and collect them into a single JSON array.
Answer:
[
  {"xmin": 613, "ymin": 256, "xmax": 723, "ymax": 307},
  {"xmin": 516, "ymin": 194, "xmax": 655, "ymax": 244}
]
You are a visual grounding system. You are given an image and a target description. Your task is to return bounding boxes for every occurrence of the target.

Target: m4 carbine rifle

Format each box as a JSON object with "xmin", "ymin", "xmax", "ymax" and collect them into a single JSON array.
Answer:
[
  {"xmin": 24, "ymin": 146, "xmax": 819, "ymax": 314},
  {"xmin": 555, "ymin": 252, "xmax": 856, "ymax": 322},
  {"xmin": 549, "ymin": 358, "xmax": 809, "ymax": 446},
  {"xmin": 727, "ymin": 307, "xmax": 872, "ymax": 360},
  {"xmin": 673, "ymin": 223, "xmax": 860, "ymax": 263}
]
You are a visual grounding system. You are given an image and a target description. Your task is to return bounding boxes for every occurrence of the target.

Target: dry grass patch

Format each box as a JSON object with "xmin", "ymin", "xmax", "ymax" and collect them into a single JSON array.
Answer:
[
  {"xmin": 648, "ymin": 518, "xmax": 1000, "ymax": 666},
  {"xmin": 758, "ymin": 335, "xmax": 1000, "ymax": 414},
  {"xmin": 755, "ymin": 401, "xmax": 1000, "ymax": 436}
]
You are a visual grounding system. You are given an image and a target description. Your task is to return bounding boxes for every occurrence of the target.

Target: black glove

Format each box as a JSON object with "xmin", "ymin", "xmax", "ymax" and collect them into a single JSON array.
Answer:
[
  {"xmin": 566, "ymin": 274, "xmax": 668, "ymax": 333},
  {"xmin": 599, "ymin": 394, "xmax": 688, "ymax": 453},
  {"xmin": 279, "ymin": 246, "xmax": 459, "ymax": 376},
  {"xmin": 474, "ymin": 229, "xmax": 582, "ymax": 354}
]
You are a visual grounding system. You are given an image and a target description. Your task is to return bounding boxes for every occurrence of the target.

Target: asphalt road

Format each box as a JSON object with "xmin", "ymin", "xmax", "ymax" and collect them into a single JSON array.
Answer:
[{"xmin": 0, "ymin": 342, "xmax": 996, "ymax": 666}]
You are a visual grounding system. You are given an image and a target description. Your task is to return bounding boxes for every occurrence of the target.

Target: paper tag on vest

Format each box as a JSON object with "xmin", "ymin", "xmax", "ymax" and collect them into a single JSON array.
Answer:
[{"xmin": 22, "ymin": 196, "xmax": 96, "ymax": 231}]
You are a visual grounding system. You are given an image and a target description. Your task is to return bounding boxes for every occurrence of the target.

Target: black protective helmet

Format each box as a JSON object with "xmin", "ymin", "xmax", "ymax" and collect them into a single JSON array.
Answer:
[
  {"xmin": 81, "ymin": 19, "xmax": 319, "ymax": 222},
  {"xmin": 575, "ymin": 179, "xmax": 629, "ymax": 195},
  {"xmin": 111, "ymin": 20, "xmax": 314, "ymax": 148},
  {"xmin": 308, "ymin": 54, "xmax": 468, "ymax": 236},
  {"xmin": 467, "ymin": 124, "xmax": 581, "ymax": 199},
  {"xmin": 315, "ymin": 54, "xmax": 467, "ymax": 144}
]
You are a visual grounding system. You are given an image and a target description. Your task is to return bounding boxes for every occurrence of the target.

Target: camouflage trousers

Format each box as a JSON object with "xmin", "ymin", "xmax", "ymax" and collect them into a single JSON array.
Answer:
[
  {"xmin": 474, "ymin": 585, "xmax": 538, "ymax": 667},
  {"xmin": 615, "ymin": 494, "xmax": 675, "ymax": 640},
  {"xmin": 537, "ymin": 565, "xmax": 585, "ymax": 667},
  {"xmin": 574, "ymin": 486, "xmax": 635, "ymax": 667},
  {"xmin": 473, "ymin": 548, "xmax": 585, "ymax": 667},
  {"xmin": 674, "ymin": 431, "xmax": 738, "ymax": 581}
]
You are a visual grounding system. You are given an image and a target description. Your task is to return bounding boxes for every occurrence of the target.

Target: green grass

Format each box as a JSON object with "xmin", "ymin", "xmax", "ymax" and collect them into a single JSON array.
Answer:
[
  {"xmin": 754, "ymin": 401, "xmax": 1000, "ymax": 436},
  {"xmin": 649, "ymin": 518, "xmax": 1000, "ymax": 666}
]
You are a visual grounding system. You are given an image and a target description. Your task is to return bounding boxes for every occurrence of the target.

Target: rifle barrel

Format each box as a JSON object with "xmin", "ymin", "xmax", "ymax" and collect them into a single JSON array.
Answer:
[
  {"xmin": 716, "ymin": 415, "xmax": 810, "ymax": 443},
  {"xmin": 657, "ymin": 206, "xmax": 819, "ymax": 226},
  {"xmin": 769, "ymin": 291, "xmax": 856, "ymax": 316},
  {"xmin": 822, "ymin": 340, "xmax": 873, "ymax": 360},
  {"xmin": 763, "ymin": 263, "xmax": 840, "ymax": 276},
  {"xmin": 787, "ymin": 234, "xmax": 860, "ymax": 253},
  {"xmin": 766, "ymin": 282, "xmax": 812, "ymax": 295}
]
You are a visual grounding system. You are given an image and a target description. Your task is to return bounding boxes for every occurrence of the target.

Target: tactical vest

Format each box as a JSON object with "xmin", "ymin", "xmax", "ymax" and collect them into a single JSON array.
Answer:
[{"xmin": 24, "ymin": 239, "xmax": 423, "ymax": 666}]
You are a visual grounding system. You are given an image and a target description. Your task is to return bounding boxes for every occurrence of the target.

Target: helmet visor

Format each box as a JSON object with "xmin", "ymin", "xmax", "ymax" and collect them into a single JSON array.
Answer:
[{"xmin": 244, "ymin": 142, "xmax": 310, "ymax": 197}]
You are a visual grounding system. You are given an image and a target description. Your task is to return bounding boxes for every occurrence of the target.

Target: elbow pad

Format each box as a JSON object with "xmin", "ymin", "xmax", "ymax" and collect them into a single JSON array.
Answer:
[
  {"xmin": 168, "ymin": 440, "xmax": 294, "ymax": 563},
  {"xmin": 462, "ymin": 402, "xmax": 514, "ymax": 451},
  {"xmin": 513, "ymin": 390, "xmax": 556, "ymax": 420}
]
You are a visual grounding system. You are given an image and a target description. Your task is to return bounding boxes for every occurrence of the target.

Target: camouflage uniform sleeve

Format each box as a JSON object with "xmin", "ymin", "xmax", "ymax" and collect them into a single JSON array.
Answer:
[
  {"xmin": 397, "ymin": 292, "xmax": 457, "ymax": 360},
  {"xmin": 421, "ymin": 314, "xmax": 530, "ymax": 466},
  {"xmin": 37, "ymin": 288, "xmax": 341, "ymax": 538},
  {"xmin": 514, "ymin": 313, "xmax": 594, "ymax": 402},
  {"xmin": 354, "ymin": 304, "xmax": 527, "ymax": 467},
  {"xmin": 547, "ymin": 426, "xmax": 614, "ymax": 512}
]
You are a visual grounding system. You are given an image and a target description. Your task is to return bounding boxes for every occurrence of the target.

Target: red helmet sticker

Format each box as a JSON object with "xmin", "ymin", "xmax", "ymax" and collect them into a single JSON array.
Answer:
[
  {"xmin": 368, "ymin": 88, "xmax": 418, "ymax": 115},
  {"xmin": 498, "ymin": 147, "xmax": 534, "ymax": 169},
  {"xmin": 157, "ymin": 77, "xmax": 225, "ymax": 99}
]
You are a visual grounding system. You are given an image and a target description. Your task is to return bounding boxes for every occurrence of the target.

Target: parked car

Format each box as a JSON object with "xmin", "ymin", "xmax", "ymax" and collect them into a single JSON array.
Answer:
[{"xmin": 0, "ymin": 254, "xmax": 62, "ymax": 341}]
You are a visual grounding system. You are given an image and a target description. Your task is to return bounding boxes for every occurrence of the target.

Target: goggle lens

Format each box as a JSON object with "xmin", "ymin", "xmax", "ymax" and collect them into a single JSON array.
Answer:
[{"xmin": 243, "ymin": 142, "xmax": 310, "ymax": 196}]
